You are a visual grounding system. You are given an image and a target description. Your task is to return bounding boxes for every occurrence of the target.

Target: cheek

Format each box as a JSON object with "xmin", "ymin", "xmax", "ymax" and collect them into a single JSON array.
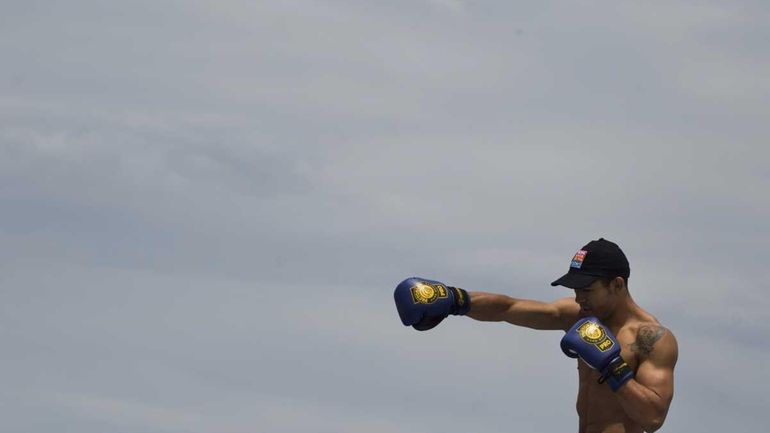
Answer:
[{"xmin": 590, "ymin": 293, "xmax": 607, "ymax": 306}]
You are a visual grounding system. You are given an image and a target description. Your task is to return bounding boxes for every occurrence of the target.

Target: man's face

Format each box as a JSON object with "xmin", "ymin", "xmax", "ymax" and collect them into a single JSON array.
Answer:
[{"xmin": 573, "ymin": 278, "xmax": 616, "ymax": 319}]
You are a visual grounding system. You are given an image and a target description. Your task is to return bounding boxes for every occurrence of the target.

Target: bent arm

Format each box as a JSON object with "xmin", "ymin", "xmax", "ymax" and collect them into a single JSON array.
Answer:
[
  {"xmin": 466, "ymin": 293, "xmax": 579, "ymax": 330},
  {"xmin": 616, "ymin": 329, "xmax": 678, "ymax": 432}
]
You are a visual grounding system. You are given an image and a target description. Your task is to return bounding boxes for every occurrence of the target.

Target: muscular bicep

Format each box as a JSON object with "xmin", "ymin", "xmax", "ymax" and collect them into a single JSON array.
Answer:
[{"xmin": 634, "ymin": 328, "xmax": 679, "ymax": 404}]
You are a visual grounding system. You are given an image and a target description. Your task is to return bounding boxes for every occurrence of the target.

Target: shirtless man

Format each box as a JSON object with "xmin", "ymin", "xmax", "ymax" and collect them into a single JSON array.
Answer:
[{"xmin": 394, "ymin": 238, "xmax": 678, "ymax": 433}]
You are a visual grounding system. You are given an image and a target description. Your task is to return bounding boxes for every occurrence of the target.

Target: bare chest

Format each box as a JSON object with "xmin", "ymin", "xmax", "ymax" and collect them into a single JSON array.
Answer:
[{"xmin": 575, "ymin": 328, "xmax": 642, "ymax": 431}]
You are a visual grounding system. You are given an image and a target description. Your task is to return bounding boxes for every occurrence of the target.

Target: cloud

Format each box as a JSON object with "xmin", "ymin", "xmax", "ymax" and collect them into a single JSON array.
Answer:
[
  {"xmin": 41, "ymin": 390, "xmax": 432, "ymax": 433},
  {"xmin": 2, "ymin": 1, "xmax": 770, "ymax": 432},
  {"xmin": 426, "ymin": 0, "xmax": 467, "ymax": 14}
]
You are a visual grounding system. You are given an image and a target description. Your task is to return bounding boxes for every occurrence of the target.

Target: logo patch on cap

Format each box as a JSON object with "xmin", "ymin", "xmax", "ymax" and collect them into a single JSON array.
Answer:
[{"xmin": 571, "ymin": 250, "xmax": 587, "ymax": 269}]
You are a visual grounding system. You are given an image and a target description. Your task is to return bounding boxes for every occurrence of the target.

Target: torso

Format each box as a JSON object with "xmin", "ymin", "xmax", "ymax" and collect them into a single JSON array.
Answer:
[{"xmin": 575, "ymin": 314, "xmax": 660, "ymax": 433}]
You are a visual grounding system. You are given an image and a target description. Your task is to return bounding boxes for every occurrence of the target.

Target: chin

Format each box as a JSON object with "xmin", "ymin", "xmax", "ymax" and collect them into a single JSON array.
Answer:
[{"xmin": 582, "ymin": 310, "xmax": 604, "ymax": 320}]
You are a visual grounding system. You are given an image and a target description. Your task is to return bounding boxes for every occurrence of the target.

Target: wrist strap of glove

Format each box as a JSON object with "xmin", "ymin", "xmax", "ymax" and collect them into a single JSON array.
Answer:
[
  {"xmin": 598, "ymin": 356, "xmax": 634, "ymax": 392},
  {"xmin": 448, "ymin": 287, "xmax": 471, "ymax": 316}
]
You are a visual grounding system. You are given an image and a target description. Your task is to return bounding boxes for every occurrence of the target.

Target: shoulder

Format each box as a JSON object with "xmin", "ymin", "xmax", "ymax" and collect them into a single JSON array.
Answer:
[
  {"xmin": 629, "ymin": 320, "xmax": 677, "ymax": 406},
  {"xmin": 550, "ymin": 297, "xmax": 580, "ymax": 330},
  {"xmin": 631, "ymin": 321, "xmax": 678, "ymax": 366}
]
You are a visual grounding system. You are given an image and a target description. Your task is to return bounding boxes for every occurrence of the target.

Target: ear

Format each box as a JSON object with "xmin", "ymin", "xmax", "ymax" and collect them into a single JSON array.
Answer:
[{"xmin": 611, "ymin": 276, "xmax": 625, "ymax": 293}]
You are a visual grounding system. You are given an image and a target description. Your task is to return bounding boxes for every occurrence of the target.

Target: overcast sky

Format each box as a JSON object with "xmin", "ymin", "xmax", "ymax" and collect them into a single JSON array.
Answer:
[{"xmin": 1, "ymin": 1, "xmax": 769, "ymax": 432}]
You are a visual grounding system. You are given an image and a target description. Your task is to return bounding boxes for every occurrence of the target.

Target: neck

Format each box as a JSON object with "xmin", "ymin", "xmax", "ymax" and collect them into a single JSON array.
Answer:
[{"xmin": 604, "ymin": 293, "xmax": 638, "ymax": 328}]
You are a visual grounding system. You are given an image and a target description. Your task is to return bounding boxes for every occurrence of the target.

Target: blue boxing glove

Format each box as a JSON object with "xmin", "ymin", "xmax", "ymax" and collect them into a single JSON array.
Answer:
[
  {"xmin": 561, "ymin": 317, "xmax": 634, "ymax": 391},
  {"xmin": 394, "ymin": 277, "xmax": 470, "ymax": 331}
]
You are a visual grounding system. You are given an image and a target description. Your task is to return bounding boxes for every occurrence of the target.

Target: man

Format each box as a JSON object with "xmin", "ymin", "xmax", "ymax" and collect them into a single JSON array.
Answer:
[{"xmin": 394, "ymin": 238, "xmax": 678, "ymax": 433}]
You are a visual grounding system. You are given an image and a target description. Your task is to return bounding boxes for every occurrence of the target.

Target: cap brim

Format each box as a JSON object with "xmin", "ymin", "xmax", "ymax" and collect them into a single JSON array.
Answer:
[{"xmin": 550, "ymin": 272, "xmax": 602, "ymax": 289}]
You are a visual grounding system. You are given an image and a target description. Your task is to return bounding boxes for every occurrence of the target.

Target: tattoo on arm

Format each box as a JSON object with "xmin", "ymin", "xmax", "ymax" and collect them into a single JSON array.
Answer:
[{"xmin": 631, "ymin": 325, "xmax": 667, "ymax": 356}]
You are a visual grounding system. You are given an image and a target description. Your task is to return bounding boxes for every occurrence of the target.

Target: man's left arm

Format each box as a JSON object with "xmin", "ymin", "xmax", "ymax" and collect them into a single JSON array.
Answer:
[{"xmin": 616, "ymin": 325, "xmax": 679, "ymax": 432}]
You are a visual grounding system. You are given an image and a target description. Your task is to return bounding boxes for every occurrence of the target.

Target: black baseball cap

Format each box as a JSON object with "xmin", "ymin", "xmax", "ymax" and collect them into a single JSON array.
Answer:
[{"xmin": 550, "ymin": 238, "xmax": 630, "ymax": 289}]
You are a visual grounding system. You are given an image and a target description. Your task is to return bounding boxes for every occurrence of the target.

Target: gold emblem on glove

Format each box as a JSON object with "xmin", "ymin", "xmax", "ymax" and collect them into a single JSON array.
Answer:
[
  {"xmin": 577, "ymin": 321, "xmax": 614, "ymax": 352},
  {"xmin": 410, "ymin": 282, "xmax": 449, "ymax": 304}
]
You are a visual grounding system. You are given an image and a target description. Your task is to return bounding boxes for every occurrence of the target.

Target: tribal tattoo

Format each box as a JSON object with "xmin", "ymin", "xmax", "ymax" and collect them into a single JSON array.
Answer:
[{"xmin": 631, "ymin": 325, "xmax": 667, "ymax": 356}]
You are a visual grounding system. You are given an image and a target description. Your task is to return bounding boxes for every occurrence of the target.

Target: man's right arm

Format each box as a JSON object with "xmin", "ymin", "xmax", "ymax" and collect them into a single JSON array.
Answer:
[{"xmin": 466, "ymin": 293, "xmax": 579, "ymax": 331}]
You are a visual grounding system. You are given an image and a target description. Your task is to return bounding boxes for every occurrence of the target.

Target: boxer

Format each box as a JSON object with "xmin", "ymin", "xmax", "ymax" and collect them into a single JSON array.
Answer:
[{"xmin": 394, "ymin": 238, "xmax": 678, "ymax": 433}]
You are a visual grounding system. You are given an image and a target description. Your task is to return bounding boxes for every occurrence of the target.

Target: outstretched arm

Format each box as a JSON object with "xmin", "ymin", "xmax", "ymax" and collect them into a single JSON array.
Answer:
[
  {"xmin": 466, "ymin": 294, "xmax": 579, "ymax": 331},
  {"xmin": 615, "ymin": 326, "xmax": 678, "ymax": 432}
]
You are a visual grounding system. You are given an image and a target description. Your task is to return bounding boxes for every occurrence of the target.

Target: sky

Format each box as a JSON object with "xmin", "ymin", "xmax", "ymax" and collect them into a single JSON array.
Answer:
[{"xmin": 1, "ymin": 1, "xmax": 769, "ymax": 432}]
